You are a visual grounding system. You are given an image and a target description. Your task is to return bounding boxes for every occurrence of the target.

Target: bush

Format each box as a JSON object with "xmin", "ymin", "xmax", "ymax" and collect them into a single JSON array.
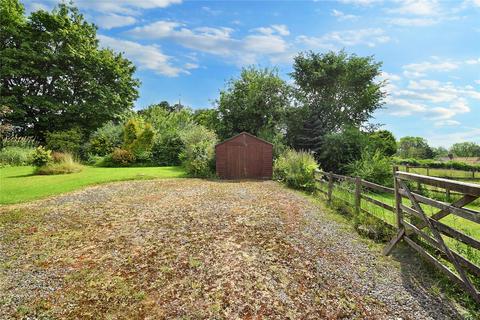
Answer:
[
  {"xmin": 32, "ymin": 146, "xmax": 52, "ymax": 167},
  {"xmin": 85, "ymin": 122, "xmax": 123, "ymax": 156},
  {"xmin": 111, "ymin": 148, "xmax": 136, "ymax": 167},
  {"xmin": 45, "ymin": 128, "xmax": 83, "ymax": 155},
  {"xmin": 348, "ymin": 151, "xmax": 393, "ymax": 187},
  {"xmin": 274, "ymin": 149, "xmax": 319, "ymax": 190},
  {"xmin": 123, "ymin": 118, "xmax": 155, "ymax": 159},
  {"xmin": 0, "ymin": 147, "xmax": 35, "ymax": 166},
  {"xmin": 35, "ymin": 153, "xmax": 83, "ymax": 175},
  {"xmin": 179, "ymin": 125, "xmax": 217, "ymax": 177},
  {"xmin": 151, "ymin": 133, "xmax": 184, "ymax": 166}
]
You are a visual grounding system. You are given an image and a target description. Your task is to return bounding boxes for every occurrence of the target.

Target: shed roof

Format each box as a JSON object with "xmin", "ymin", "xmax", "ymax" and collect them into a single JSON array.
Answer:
[{"xmin": 215, "ymin": 132, "xmax": 273, "ymax": 148}]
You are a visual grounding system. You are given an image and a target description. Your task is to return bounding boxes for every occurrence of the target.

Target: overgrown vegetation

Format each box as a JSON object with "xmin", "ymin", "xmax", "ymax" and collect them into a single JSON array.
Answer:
[
  {"xmin": 35, "ymin": 153, "xmax": 83, "ymax": 175},
  {"xmin": 274, "ymin": 149, "xmax": 319, "ymax": 190}
]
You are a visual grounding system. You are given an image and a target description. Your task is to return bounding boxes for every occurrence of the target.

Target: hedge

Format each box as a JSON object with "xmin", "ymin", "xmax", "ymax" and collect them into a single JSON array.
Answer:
[{"xmin": 392, "ymin": 157, "xmax": 480, "ymax": 172}]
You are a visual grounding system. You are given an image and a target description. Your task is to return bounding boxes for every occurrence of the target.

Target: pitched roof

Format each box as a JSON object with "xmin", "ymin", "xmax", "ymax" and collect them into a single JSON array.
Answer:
[{"xmin": 215, "ymin": 132, "xmax": 273, "ymax": 147}]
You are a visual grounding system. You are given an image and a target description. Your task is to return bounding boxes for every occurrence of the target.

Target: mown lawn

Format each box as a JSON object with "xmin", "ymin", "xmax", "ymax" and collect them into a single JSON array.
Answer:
[{"xmin": 0, "ymin": 166, "xmax": 186, "ymax": 205}]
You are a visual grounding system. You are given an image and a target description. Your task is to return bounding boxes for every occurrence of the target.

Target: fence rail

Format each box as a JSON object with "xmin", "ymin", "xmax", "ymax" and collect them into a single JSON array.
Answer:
[
  {"xmin": 315, "ymin": 168, "xmax": 480, "ymax": 303},
  {"xmin": 402, "ymin": 165, "xmax": 479, "ymax": 180}
]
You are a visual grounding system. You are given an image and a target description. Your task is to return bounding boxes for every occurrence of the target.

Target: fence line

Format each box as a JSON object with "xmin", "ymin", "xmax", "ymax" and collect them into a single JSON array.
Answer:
[{"xmin": 315, "ymin": 168, "xmax": 480, "ymax": 303}]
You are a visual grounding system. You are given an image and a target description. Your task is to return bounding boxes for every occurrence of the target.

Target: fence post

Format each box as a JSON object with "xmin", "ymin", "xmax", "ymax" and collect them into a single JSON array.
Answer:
[
  {"xmin": 393, "ymin": 166, "xmax": 403, "ymax": 229},
  {"xmin": 406, "ymin": 165, "xmax": 409, "ymax": 173},
  {"xmin": 355, "ymin": 177, "xmax": 361, "ymax": 215},
  {"xmin": 473, "ymin": 170, "xmax": 475, "ymax": 179},
  {"xmin": 426, "ymin": 167, "xmax": 430, "ymax": 176},
  {"xmin": 446, "ymin": 188, "xmax": 451, "ymax": 202},
  {"xmin": 327, "ymin": 172, "xmax": 333, "ymax": 204}
]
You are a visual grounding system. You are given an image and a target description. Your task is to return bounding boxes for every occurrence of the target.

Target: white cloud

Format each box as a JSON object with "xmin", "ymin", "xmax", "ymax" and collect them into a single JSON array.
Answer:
[
  {"xmin": 402, "ymin": 60, "xmax": 459, "ymax": 78},
  {"xmin": 76, "ymin": 0, "xmax": 182, "ymax": 15},
  {"xmin": 434, "ymin": 120, "xmax": 461, "ymax": 127},
  {"xmin": 297, "ymin": 28, "xmax": 390, "ymax": 49},
  {"xmin": 338, "ymin": 0, "xmax": 382, "ymax": 5},
  {"xmin": 95, "ymin": 14, "xmax": 137, "ymax": 29},
  {"xmin": 466, "ymin": 58, "xmax": 480, "ymax": 65},
  {"xmin": 98, "ymin": 35, "xmax": 186, "ymax": 77},
  {"xmin": 127, "ymin": 21, "xmax": 291, "ymax": 65},
  {"xmin": 385, "ymin": 97, "xmax": 427, "ymax": 116},
  {"xmin": 202, "ymin": 6, "xmax": 221, "ymax": 16},
  {"xmin": 331, "ymin": 9, "xmax": 358, "ymax": 21},
  {"xmin": 475, "ymin": 80, "xmax": 480, "ymax": 85},
  {"xmin": 427, "ymin": 128, "xmax": 480, "ymax": 147},
  {"xmin": 388, "ymin": 0, "xmax": 439, "ymax": 16}
]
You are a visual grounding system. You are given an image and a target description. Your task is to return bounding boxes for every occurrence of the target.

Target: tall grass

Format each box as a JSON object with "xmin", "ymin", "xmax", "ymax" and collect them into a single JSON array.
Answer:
[
  {"xmin": 35, "ymin": 152, "xmax": 83, "ymax": 175},
  {"xmin": 1, "ymin": 136, "xmax": 37, "ymax": 149},
  {"xmin": 0, "ymin": 147, "xmax": 35, "ymax": 166}
]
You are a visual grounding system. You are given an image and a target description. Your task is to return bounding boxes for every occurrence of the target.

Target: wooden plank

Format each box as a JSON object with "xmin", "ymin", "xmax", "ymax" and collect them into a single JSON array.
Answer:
[
  {"xmin": 331, "ymin": 173, "xmax": 355, "ymax": 183},
  {"xmin": 383, "ymin": 229, "xmax": 405, "ymax": 255},
  {"xmin": 399, "ymin": 180, "xmax": 478, "ymax": 299},
  {"xmin": 361, "ymin": 194, "xmax": 395, "ymax": 212},
  {"xmin": 355, "ymin": 177, "xmax": 361, "ymax": 215},
  {"xmin": 396, "ymin": 172, "xmax": 480, "ymax": 196},
  {"xmin": 403, "ymin": 236, "xmax": 480, "ymax": 301},
  {"xmin": 400, "ymin": 204, "xmax": 480, "ymax": 250},
  {"xmin": 361, "ymin": 180, "xmax": 395, "ymax": 194},
  {"xmin": 418, "ymin": 194, "xmax": 478, "ymax": 229},
  {"xmin": 398, "ymin": 189, "xmax": 480, "ymax": 223},
  {"xmin": 403, "ymin": 221, "xmax": 480, "ymax": 277}
]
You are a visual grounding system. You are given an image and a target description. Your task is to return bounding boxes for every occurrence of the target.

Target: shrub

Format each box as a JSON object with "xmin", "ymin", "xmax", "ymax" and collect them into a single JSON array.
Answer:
[
  {"xmin": 0, "ymin": 147, "xmax": 35, "ymax": 166},
  {"xmin": 85, "ymin": 122, "xmax": 123, "ymax": 156},
  {"xmin": 274, "ymin": 149, "xmax": 319, "ymax": 190},
  {"xmin": 35, "ymin": 153, "xmax": 83, "ymax": 175},
  {"xmin": 32, "ymin": 146, "xmax": 52, "ymax": 167},
  {"xmin": 151, "ymin": 133, "xmax": 184, "ymax": 166},
  {"xmin": 1, "ymin": 135, "xmax": 37, "ymax": 149},
  {"xmin": 348, "ymin": 151, "xmax": 393, "ymax": 187},
  {"xmin": 45, "ymin": 128, "xmax": 83, "ymax": 155},
  {"xmin": 123, "ymin": 118, "xmax": 155, "ymax": 159},
  {"xmin": 179, "ymin": 125, "xmax": 217, "ymax": 177},
  {"xmin": 111, "ymin": 148, "xmax": 136, "ymax": 167}
]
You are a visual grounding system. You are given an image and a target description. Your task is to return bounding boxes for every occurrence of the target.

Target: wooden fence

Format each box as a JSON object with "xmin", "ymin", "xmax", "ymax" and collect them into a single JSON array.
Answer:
[{"xmin": 316, "ymin": 168, "xmax": 480, "ymax": 303}]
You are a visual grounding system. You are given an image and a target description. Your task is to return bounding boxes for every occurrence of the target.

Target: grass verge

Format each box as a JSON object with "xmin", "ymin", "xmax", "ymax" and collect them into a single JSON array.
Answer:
[{"xmin": 0, "ymin": 166, "xmax": 186, "ymax": 205}]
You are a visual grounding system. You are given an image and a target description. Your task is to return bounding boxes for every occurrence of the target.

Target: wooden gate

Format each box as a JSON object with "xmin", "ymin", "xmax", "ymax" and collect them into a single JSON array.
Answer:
[{"xmin": 384, "ymin": 168, "xmax": 480, "ymax": 303}]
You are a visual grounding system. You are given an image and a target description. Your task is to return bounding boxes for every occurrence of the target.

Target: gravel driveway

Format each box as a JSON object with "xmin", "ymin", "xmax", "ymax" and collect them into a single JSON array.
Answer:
[{"xmin": 0, "ymin": 179, "xmax": 467, "ymax": 319}]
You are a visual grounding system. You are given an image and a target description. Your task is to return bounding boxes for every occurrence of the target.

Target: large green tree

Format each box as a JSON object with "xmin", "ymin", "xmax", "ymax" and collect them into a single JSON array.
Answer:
[
  {"xmin": 368, "ymin": 130, "xmax": 397, "ymax": 156},
  {"xmin": 397, "ymin": 136, "xmax": 433, "ymax": 159},
  {"xmin": 449, "ymin": 142, "xmax": 480, "ymax": 157},
  {"xmin": 0, "ymin": 0, "xmax": 139, "ymax": 140},
  {"xmin": 217, "ymin": 66, "xmax": 291, "ymax": 139},
  {"xmin": 288, "ymin": 51, "xmax": 385, "ymax": 153}
]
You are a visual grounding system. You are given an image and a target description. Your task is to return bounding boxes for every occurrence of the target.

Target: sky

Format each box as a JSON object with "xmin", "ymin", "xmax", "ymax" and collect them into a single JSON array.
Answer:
[{"xmin": 24, "ymin": 0, "xmax": 480, "ymax": 147}]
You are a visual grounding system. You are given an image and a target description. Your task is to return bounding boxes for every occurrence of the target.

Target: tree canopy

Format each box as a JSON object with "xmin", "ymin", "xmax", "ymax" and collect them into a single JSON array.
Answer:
[
  {"xmin": 397, "ymin": 136, "xmax": 433, "ymax": 159},
  {"xmin": 217, "ymin": 67, "xmax": 291, "ymax": 139},
  {"xmin": 0, "ymin": 0, "xmax": 139, "ymax": 141},
  {"xmin": 449, "ymin": 142, "xmax": 480, "ymax": 157},
  {"xmin": 288, "ymin": 51, "xmax": 385, "ymax": 153}
]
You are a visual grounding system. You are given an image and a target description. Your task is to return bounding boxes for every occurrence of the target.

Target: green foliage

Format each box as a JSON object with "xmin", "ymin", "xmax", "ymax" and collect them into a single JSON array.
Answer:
[
  {"xmin": 32, "ymin": 146, "xmax": 52, "ymax": 167},
  {"xmin": 45, "ymin": 128, "xmax": 83, "ymax": 155},
  {"xmin": 289, "ymin": 51, "xmax": 385, "ymax": 152},
  {"xmin": 35, "ymin": 153, "xmax": 83, "ymax": 175},
  {"xmin": 348, "ymin": 151, "xmax": 393, "ymax": 187},
  {"xmin": 317, "ymin": 127, "xmax": 367, "ymax": 174},
  {"xmin": 123, "ymin": 118, "xmax": 155, "ymax": 159},
  {"xmin": 0, "ymin": 135, "xmax": 36, "ymax": 149},
  {"xmin": 449, "ymin": 142, "xmax": 480, "ymax": 157},
  {"xmin": 257, "ymin": 127, "xmax": 288, "ymax": 159},
  {"xmin": 432, "ymin": 146, "xmax": 449, "ymax": 159},
  {"xmin": 151, "ymin": 133, "xmax": 184, "ymax": 166},
  {"xmin": 217, "ymin": 66, "xmax": 291, "ymax": 139},
  {"xmin": 274, "ymin": 149, "xmax": 319, "ymax": 190},
  {"xmin": 397, "ymin": 136, "xmax": 433, "ymax": 159},
  {"xmin": 179, "ymin": 125, "xmax": 217, "ymax": 177},
  {"xmin": 111, "ymin": 148, "xmax": 136, "ymax": 167},
  {"xmin": 0, "ymin": 146, "xmax": 34, "ymax": 166},
  {"xmin": 85, "ymin": 122, "xmax": 123, "ymax": 156},
  {"xmin": 193, "ymin": 108, "xmax": 222, "ymax": 134},
  {"xmin": 392, "ymin": 157, "xmax": 480, "ymax": 172},
  {"xmin": 1, "ymin": 1, "xmax": 139, "ymax": 140},
  {"xmin": 368, "ymin": 130, "xmax": 397, "ymax": 156}
]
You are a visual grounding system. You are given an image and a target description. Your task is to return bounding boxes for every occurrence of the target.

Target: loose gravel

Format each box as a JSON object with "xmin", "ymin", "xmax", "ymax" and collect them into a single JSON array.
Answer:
[{"xmin": 0, "ymin": 179, "xmax": 466, "ymax": 319}]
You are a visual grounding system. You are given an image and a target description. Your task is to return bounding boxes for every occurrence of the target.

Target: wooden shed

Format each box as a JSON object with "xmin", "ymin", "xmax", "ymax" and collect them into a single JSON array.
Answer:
[{"xmin": 215, "ymin": 132, "xmax": 273, "ymax": 180}]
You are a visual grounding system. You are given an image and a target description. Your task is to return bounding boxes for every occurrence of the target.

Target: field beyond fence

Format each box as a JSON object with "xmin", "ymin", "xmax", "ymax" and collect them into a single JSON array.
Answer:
[{"xmin": 316, "ymin": 168, "xmax": 480, "ymax": 303}]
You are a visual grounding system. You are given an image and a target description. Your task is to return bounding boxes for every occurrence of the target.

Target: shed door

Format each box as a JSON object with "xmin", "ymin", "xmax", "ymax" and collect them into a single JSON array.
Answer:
[
  {"xmin": 227, "ymin": 146, "xmax": 246, "ymax": 179},
  {"xmin": 246, "ymin": 143, "xmax": 262, "ymax": 178}
]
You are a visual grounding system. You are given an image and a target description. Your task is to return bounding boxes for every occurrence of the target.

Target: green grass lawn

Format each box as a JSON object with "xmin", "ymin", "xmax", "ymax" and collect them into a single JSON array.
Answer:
[{"xmin": 0, "ymin": 165, "xmax": 186, "ymax": 205}]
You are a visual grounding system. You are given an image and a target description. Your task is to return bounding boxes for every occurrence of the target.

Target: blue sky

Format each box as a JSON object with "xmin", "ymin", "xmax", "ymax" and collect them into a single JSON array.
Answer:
[{"xmin": 25, "ymin": 0, "xmax": 480, "ymax": 147}]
